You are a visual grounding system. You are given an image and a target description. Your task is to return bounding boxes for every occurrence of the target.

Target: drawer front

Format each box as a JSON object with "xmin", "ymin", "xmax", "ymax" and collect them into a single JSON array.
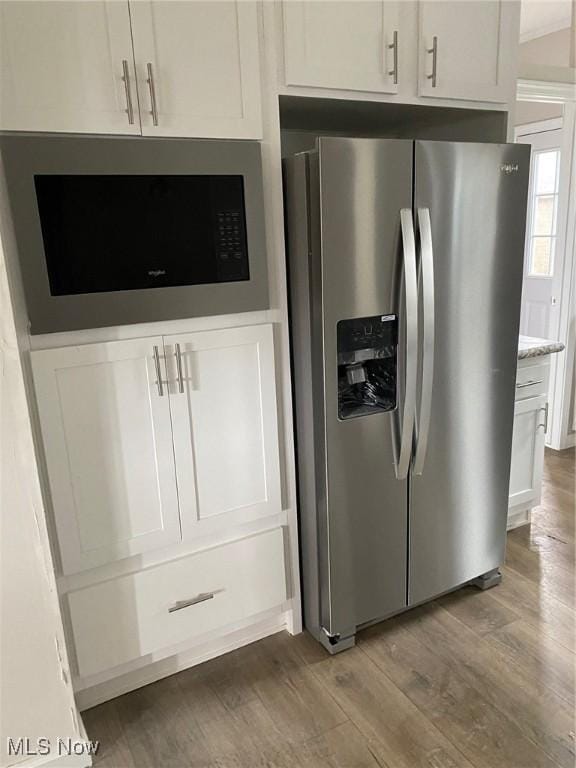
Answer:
[
  {"xmin": 515, "ymin": 362, "xmax": 549, "ymax": 401},
  {"xmin": 68, "ymin": 528, "xmax": 286, "ymax": 678}
]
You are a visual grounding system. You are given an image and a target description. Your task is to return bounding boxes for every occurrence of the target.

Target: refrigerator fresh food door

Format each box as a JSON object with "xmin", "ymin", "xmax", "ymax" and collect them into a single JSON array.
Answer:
[
  {"xmin": 317, "ymin": 137, "xmax": 414, "ymax": 638},
  {"xmin": 409, "ymin": 140, "xmax": 530, "ymax": 605}
]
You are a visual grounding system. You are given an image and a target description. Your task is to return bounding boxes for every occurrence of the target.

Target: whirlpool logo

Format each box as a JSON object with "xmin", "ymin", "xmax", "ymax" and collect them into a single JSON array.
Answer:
[{"xmin": 500, "ymin": 163, "xmax": 519, "ymax": 174}]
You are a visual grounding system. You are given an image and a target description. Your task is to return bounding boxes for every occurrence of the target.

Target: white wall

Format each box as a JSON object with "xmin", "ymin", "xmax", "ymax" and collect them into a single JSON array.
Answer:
[{"xmin": 0, "ymin": 170, "xmax": 85, "ymax": 767}]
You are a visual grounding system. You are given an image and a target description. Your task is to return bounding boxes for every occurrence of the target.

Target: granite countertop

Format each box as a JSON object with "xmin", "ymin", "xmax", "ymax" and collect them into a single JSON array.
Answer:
[{"xmin": 518, "ymin": 334, "xmax": 565, "ymax": 360}]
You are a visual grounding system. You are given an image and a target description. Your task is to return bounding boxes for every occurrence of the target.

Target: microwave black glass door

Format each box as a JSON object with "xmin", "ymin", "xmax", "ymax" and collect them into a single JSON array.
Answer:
[{"xmin": 34, "ymin": 175, "xmax": 250, "ymax": 296}]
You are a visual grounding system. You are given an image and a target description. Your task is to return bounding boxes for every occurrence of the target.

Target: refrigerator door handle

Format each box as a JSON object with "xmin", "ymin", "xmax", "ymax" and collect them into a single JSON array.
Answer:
[
  {"xmin": 413, "ymin": 207, "xmax": 435, "ymax": 475},
  {"xmin": 394, "ymin": 209, "xmax": 418, "ymax": 480}
]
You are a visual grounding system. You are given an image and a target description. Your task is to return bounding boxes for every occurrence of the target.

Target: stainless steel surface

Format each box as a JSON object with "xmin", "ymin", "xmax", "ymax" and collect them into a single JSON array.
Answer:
[
  {"xmin": 427, "ymin": 36, "xmax": 438, "ymax": 87},
  {"xmin": 539, "ymin": 401, "xmax": 549, "ymax": 432},
  {"xmin": 168, "ymin": 592, "xmax": 215, "ymax": 613},
  {"xmin": 409, "ymin": 140, "xmax": 530, "ymax": 606},
  {"xmin": 175, "ymin": 343, "xmax": 185, "ymax": 394},
  {"xmin": 153, "ymin": 345, "xmax": 164, "ymax": 397},
  {"xmin": 388, "ymin": 31, "xmax": 398, "ymax": 85},
  {"xmin": 0, "ymin": 134, "xmax": 269, "ymax": 333},
  {"xmin": 286, "ymin": 136, "xmax": 530, "ymax": 652},
  {"xmin": 413, "ymin": 207, "xmax": 435, "ymax": 476},
  {"xmin": 287, "ymin": 137, "xmax": 413, "ymax": 641},
  {"xmin": 121, "ymin": 59, "xmax": 134, "ymax": 125},
  {"xmin": 516, "ymin": 379, "xmax": 544, "ymax": 388},
  {"xmin": 146, "ymin": 62, "xmax": 159, "ymax": 126},
  {"xmin": 394, "ymin": 208, "xmax": 417, "ymax": 480}
]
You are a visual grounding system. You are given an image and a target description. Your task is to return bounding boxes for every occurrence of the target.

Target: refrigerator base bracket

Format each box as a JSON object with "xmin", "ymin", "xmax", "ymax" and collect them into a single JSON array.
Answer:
[
  {"xmin": 470, "ymin": 568, "xmax": 502, "ymax": 590},
  {"xmin": 320, "ymin": 627, "xmax": 356, "ymax": 655}
]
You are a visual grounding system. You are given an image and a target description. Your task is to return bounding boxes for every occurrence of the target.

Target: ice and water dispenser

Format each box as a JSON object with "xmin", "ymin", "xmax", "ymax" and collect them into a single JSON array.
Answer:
[{"xmin": 337, "ymin": 314, "xmax": 397, "ymax": 420}]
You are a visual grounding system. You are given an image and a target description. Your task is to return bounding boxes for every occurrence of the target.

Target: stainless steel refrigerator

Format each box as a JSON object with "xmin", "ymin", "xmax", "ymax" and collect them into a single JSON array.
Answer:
[{"xmin": 284, "ymin": 137, "xmax": 530, "ymax": 653}]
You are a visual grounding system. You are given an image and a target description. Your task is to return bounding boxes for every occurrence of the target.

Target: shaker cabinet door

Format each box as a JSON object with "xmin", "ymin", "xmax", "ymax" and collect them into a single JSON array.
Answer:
[
  {"xmin": 165, "ymin": 324, "xmax": 282, "ymax": 539},
  {"xmin": 32, "ymin": 338, "xmax": 181, "ymax": 574},
  {"xmin": 417, "ymin": 0, "xmax": 516, "ymax": 103},
  {"xmin": 0, "ymin": 0, "xmax": 139, "ymax": 134},
  {"xmin": 282, "ymin": 1, "xmax": 401, "ymax": 93},
  {"xmin": 509, "ymin": 394, "xmax": 547, "ymax": 510},
  {"xmin": 129, "ymin": 0, "xmax": 262, "ymax": 138}
]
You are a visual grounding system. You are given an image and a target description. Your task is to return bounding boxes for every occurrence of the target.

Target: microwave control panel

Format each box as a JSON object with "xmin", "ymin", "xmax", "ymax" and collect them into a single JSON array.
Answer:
[{"xmin": 215, "ymin": 209, "xmax": 249, "ymax": 280}]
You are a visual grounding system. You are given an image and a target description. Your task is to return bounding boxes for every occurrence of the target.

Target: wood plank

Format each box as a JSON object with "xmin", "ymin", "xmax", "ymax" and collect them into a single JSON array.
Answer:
[
  {"xmin": 82, "ymin": 700, "xmax": 136, "ymax": 768},
  {"xmin": 358, "ymin": 615, "xmax": 558, "ymax": 768},
  {"xmin": 312, "ymin": 646, "xmax": 475, "ymax": 768},
  {"xmin": 407, "ymin": 603, "xmax": 576, "ymax": 768},
  {"xmin": 504, "ymin": 536, "xmax": 574, "ymax": 608},
  {"xmin": 494, "ymin": 566, "xmax": 575, "ymax": 652},
  {"xmin": 238, "ymin": 635, "xmax": 349, "ymax": 745},
  {"xmin": 437, "ymin": 585, "xmax": 520, "ymax": 636},
  {"xmin": 294, "ymin": 721, "xmax": 386, "ymax": 768},
  {"xmin": 113, "ymin": 675, "xmax": 212, "ymax": 768},
  {"xmin": 489, "ymin": 619, "xmax": 575, "ymax": 709}
]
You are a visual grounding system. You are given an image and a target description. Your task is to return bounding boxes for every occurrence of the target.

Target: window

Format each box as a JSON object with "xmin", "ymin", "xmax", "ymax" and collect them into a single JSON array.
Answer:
[{"xmin": 526, "ymin": 149, "xmax": 561, "ymax": 277}]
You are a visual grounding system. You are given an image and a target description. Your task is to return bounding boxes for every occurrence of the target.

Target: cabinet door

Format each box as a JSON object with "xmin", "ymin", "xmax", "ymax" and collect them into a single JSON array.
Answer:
[
  {"xmin": 418, "ymin": 1, "xmax": 517, "ymax": 102},
  {"xmin": 509, "ymin": 395, "xmax": 547, "ymax": 510},
  {"xmin": 0, "ymin": 1, "xmax": 139, "ymax": 134},
  {"xmin": 129, "ymin": 1, "xmax": 262, "ymax": 138},
  {"xmin": 283, "ymin": 1, "xmax": 400, "ymax": 93},
  {"xmin": 32, "ymin": 338, "xmax": 181, "ymax": 574},
  {"xmin": 165, "ymin": 325, "xmax": 281, "ymax": 539}
]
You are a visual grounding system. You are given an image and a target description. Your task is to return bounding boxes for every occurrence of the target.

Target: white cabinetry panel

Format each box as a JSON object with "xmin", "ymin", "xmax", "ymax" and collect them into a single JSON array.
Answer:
[
  {"xmin": 32, "ymin": 338, "xmax": 181, "ymax": 574},
  {"xmin": 418, "ymin": 1, "xmax": 514, "ymax": 103},
  {"xmin": 509, "ymin": 394, "xmax": 547, "ymax": 510},
  {"xmin": 0, "ymin": 0, "xmax": 139, "ymax": 134},
  {"xmin": 129, "ymin": 0, "xmax": 262, "ymax": 138},
  {"xmin": 166, "ymin": 325, "xmax": 281, "ymax": 539},
  {"xmin": 68, "ymin": 527, "xmax": 286, "ymax": 678},
  {"xmin": 283, "ymin": 1, "xmax": 400, "ymax": 93}
]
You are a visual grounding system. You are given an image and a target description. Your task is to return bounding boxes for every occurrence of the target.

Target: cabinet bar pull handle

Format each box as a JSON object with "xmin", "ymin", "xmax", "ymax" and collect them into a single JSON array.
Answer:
[
  {"xmin": 388, "ymin": 30, "xmax": 398, "ymax": 84},
  {"xmin": 168, "ymin": 592, "xmax": 215, "ymax": 613},
  {"xmin": 538, "ymin": 402, "xmax": 549, "ymax": 432},
  {"xmin": 146, "ymin": 62, "xmax": 159, "ymax": 126},
  {"xmin": 153, "ymin": 345, "xmax": 164, "ymax": 396},
  {"xmin": 121, "ymin": 59, "xmax": 134, "ymax": 125},
  {"xmin": 516, "ymin": 379, "xmax": 544, "ymax": 388},
  {"xmin": 175, "ymin": 343, "xmax": 185, "ymax": 394},
  {"xmin": 427, "ymin": 36, "xmax": 438, "ymax": 87}
]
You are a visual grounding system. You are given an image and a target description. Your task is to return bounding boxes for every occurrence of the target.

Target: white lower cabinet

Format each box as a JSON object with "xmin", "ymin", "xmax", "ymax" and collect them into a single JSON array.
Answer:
[
  {"xmin": 508, "ymin": 358, "xmax": 549, "ymax": 528},
  {"xmin": 165, "ymin": 326, "xmax": 281, "ymax": 539},
  {"xmin": 68, "ymin": 527, "xmax": 286, "ymax": 678},
  {"xmin": 32, "ymin": 337, "xmax": 182, "ymax": 574},
  {"xmin": 32, "ymin": 324, "xmax": 282, "ymax": 573},
  {"xmin": 32, "ymin": 322, "xmax": 286, "ymax": 690}
]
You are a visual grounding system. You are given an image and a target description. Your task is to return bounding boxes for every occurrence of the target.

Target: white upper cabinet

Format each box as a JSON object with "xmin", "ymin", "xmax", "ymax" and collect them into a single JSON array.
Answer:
[
  {"xmin": 283, "ymin": 1, "xmax": 401, "ymax": 94},
  {"xmin": 129, "ymin": 1, "xmax": 262, "ymax": 138},
  {"xmin": 165, "ymin": 324, "xmax": 281, "ymax": 539},
  {"xmin": 32, "ymin": 338, "xmax": 181, "ymax": 574},
  {"xmin": 0, "ymin": 0, "xmax": 261, "ymax": 138},
  {"xmin": 417, "ymin": 1, "xmax": 515, "ymax": 103},
  {"xmin": 0, "ymin": 1, "xmax": 139, "ymax": 134}
]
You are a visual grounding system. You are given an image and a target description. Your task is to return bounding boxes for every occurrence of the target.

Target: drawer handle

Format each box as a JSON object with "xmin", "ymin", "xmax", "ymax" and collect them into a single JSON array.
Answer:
[
  {"xmin": 516, "ymin": 379, "xmax": 544, "ymax": 388},
  {"xmin": 537, "ymin": 402, "xmax": 549, "ymax": 432},
  {"xmin": 168, "ymin": 592, "xmax": 216, "ymax": 613}
]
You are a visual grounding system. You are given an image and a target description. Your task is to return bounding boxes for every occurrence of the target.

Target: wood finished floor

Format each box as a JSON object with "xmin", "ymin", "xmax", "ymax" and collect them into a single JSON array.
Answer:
[{"xmin": 85, "ymin": 448, "xmax": 575, "ymax": 768}]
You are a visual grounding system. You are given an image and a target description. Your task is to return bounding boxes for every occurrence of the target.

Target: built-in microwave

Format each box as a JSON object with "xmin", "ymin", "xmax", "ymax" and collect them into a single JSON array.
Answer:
[{"xmin": 0, "ymin": 134, "xmax": 268, "ymax": 333}]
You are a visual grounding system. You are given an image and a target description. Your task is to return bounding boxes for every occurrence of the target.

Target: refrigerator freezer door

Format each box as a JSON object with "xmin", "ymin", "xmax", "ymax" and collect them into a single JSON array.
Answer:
[
  {"xmin": 409, "ymin": 141, "xmax": 530, "ymax": 605},
  {"xmin": 317, "ymin": 137, "xmax": 413, "ymax": 637}
]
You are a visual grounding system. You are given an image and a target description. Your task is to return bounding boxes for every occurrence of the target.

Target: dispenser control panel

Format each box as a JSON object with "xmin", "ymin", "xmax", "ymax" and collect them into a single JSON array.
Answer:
[{"xmin": 337, "ymin": 314, "xmax": 397, "ymax": 420}]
